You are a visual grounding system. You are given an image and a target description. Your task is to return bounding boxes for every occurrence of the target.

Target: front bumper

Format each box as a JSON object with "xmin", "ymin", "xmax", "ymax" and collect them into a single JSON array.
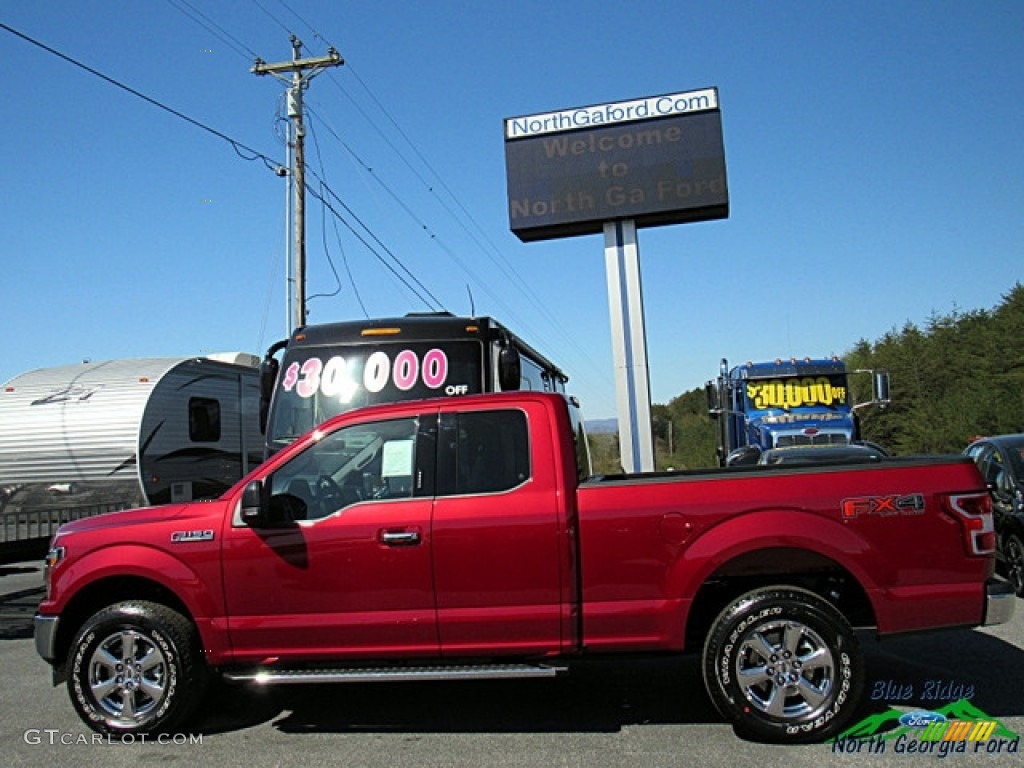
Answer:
[
  {"xmin": 34, "ymin": 614, "xmax": 59, "ymax": 662},
  {"xmin": 983, "ymin": 578, "xmax": 1016, "ymax": 626}
]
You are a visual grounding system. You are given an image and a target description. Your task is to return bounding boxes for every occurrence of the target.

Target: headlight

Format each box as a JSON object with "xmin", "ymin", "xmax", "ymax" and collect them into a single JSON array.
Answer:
[
  {"xmin": 44, "ymin": 545, "xmax": 65, "ymax": 600},
  {"xmin": 44, "ymin": 545, "xmax": 65, "ymax": 569}
]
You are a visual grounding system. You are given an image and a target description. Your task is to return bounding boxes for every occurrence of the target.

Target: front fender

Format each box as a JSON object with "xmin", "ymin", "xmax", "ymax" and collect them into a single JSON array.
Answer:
[{"xmin": 47, "ymin": 542, "xmax": 222, "ymax": 623}]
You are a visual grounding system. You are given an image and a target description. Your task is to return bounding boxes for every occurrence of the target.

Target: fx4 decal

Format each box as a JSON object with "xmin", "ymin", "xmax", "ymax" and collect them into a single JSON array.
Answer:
[{"xmin": 841, "ymin": 494, "xmax": 926, "ymax": 520}]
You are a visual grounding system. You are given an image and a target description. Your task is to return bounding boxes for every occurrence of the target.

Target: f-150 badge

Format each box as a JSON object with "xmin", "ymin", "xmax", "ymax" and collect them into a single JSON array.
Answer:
[{"xmin": 170, "ymin": 530, "xmax": 215, "ymax": 542}]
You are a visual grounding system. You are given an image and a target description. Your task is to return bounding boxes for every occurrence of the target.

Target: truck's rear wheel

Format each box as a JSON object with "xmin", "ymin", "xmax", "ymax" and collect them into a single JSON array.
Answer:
[
  {"xmin": 67, "ymin": 601, "xmax": 207, "ymax": 735},
  {"xmin": 702, "ymin": 586, "xmax": 863, "ymax": 743}
]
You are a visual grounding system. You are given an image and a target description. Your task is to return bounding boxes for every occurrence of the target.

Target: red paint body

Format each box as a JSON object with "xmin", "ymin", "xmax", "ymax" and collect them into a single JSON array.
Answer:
[{"xmin": 38, "ymin": 392, "xmax": 995, "ymax": 669}]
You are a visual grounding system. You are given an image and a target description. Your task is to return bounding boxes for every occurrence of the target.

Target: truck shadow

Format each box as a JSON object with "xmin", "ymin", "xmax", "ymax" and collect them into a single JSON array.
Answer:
[
  {"xmin": 197, "ymin": 655, "xmax": 719, "ymax": 735},
  {"xmin": 194, "ymin": 625, "xmax": 1024, "ymax": 736},
  {"xmin": 854, "ymin": 626, "xmax": 1024, "ymax": 721}
]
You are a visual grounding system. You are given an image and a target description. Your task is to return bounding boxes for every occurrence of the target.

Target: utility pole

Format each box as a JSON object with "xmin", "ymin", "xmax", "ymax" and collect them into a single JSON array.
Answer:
[{"xmin": 252, "ymin": 36, "xmax": 343, "ymax": 332}]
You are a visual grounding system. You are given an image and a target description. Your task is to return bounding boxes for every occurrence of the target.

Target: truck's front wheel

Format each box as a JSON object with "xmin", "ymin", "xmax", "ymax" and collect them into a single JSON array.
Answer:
[
  {"xmin": 67, "ymin": 601, "xmax": 207, "ymax": 735},
  {"xmin": 702, "ymin": 586, "xmax": 863, "ymax": 743}
]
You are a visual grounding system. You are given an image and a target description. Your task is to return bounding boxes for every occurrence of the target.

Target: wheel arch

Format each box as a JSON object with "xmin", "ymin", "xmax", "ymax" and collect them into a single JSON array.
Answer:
[
  {"xmin": 684, "ymin": 546, "xmax": 876, "ymax": 652},
  {"xmin": 51, "ymin": 576, "xmax": 196, "ymax": 684}
]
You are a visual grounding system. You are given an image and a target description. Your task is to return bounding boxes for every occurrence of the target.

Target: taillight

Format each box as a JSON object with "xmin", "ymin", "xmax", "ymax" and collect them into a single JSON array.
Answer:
[{"xmin": 945, "ymin": 493, "xmax": 996, "ymax": 556}]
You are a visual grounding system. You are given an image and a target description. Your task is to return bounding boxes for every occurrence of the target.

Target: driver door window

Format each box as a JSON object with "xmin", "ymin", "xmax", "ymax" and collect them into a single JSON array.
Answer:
[{"xmin": 268, "ymin": 417, "xmax": 418, "ymax": 520}]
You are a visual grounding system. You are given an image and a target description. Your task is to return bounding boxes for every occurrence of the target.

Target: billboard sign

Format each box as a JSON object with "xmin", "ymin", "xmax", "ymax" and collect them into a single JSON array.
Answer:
[{"xmin": 504, "ymin": 87, "xmax": 728, "ymax": 242}]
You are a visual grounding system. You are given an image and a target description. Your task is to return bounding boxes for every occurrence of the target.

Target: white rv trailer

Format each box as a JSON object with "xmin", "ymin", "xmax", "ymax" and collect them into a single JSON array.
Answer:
[{"xmin": 0, "ymin": 355, "xmax": 261, "ymax": 560}]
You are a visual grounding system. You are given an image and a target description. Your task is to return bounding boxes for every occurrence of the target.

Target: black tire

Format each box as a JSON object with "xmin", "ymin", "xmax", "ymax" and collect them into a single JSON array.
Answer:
[
  {"xmin": 67, "ymin": 601, "xmax": 208, "ymax": 735},
  {"xmin": 702, "ymin": 586, "xmax": 863, "ymax": 743},
  {"xmin": 1004, "ymin": 534, "xmax": 1024, "ymax": 597}
]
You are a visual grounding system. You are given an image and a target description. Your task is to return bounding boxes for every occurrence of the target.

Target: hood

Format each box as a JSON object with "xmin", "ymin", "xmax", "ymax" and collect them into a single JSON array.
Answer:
[{"xmin": 57, "ymin": 503, "xmax": 195, "ymax": 535}]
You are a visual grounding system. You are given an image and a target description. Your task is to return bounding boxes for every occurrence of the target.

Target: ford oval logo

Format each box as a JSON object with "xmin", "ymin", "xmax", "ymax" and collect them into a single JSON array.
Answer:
[{"xmin": 899, "ymin": 710, "xmax": 947, "ymax": 728}]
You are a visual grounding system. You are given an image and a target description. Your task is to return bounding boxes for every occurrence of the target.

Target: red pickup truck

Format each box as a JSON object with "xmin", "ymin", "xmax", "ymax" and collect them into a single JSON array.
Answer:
[{"xmin": 34, "ymin": 392, "xmax": 1014, "ymax": 742}]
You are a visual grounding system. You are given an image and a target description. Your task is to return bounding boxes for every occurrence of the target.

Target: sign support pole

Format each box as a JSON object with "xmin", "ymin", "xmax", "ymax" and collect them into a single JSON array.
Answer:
[{"xmin": 604, "ymin": 218, "xmax": 655, "ymax": 473}]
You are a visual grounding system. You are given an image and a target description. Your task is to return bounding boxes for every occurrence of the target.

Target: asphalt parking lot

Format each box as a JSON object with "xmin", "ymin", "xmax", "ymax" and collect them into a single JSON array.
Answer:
[{"xmin": 2, "ymin": 560, "xmax": 1022, "ymax": 768}]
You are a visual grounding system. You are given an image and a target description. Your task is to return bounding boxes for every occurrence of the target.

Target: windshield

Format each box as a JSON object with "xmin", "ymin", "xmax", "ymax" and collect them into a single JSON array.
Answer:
[
  {"xmin": 997, "ymin": 436, "xmax": 1024, "ymax": 483},
  {"xmin": 743, "ymin": 374, "xmax": 849, "ymax": 414},
  {"xmin": 268, "ymin": 340, "xmax": 483, "ymax": 446}
]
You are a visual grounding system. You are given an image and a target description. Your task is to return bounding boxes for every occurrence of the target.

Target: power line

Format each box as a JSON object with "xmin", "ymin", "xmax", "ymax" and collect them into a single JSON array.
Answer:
[
  {"xmin": 169, "ymin": 2, "xmax": 601, "ymax": 379},
  {"xmin": 2, "ymin": 16, "xmax": 605, "ymax": 385},
  {"xmin": 323, "ymin": 65, "xmax": 611, "ymax": 383},
  {"xmin": 303, "ymin": 169, "xmax": 445, "ymax": 312},
  {"xmin": 250, "ymin": 0, "xmax": 295, "ymax": 37},
  {"xmin": 306, "ymin": 94, "xmax": 612, "ymax": 384},
  {"xmin": 164, "ymin": 0, "xmax": 260, "ymax": 62},
  {"xmin": 268, "ymin": 0, "xmax": 342, "ymax": 57},
  {"xmin": 0, "ymin": 21, "xmax": 283, "ymax": 175},
  {"xmin": 272, "ymin": 0, "xmax": 333, "ymax": 49},
  {"xmin": 305, "ymin": 119, "xmax": 345, "ymax": 308},
  {"xmin": 305, "ymin": 106, "xmax": 547, "ymax": 324},
  {"xmin": 307, "ymin": 116, "xmax": 369, "ymax": 317}
]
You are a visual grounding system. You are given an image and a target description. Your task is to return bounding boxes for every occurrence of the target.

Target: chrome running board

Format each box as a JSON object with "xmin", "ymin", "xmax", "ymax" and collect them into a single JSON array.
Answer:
[{"xmin": 223, "ymin": 662, "xmax": 569, "ymax": 685}]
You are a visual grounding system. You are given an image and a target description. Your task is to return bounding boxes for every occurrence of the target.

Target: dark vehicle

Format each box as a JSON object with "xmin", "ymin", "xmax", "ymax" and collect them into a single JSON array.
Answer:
[
  {"xmin": 759, "ymin": 443, "xmax": 889, "ymax": 466},
  {"xmin": 965, "ymin": 434, "xmax": 1024, "ymax": 596}
]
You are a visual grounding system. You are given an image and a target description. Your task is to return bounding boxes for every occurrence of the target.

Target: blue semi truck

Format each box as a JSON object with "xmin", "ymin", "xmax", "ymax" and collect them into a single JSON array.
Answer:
[{"xmin": 706, "ymin": 357, "xmax": 890, "ymax": 466}]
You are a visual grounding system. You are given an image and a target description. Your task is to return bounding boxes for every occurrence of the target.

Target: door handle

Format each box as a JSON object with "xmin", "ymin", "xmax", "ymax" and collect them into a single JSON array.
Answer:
[{"xmin": 379, "ymin": 529, "xmax": 421, "ymax": 547}]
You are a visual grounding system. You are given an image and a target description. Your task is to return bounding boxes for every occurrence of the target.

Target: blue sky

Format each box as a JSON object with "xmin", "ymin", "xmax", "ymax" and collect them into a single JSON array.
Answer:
[{"xmin": 2, "ymin": 1, "xmax": 1021, "ymax": 419}]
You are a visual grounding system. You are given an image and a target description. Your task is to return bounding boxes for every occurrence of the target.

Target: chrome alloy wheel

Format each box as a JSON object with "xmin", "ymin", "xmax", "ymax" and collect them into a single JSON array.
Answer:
[
  {"xmin": 87, "ymin": 629, "xmax": 169, "ymax": 726},
  {"xmin": 733, "ymin": 619, "xmax": 835, "ymax": 720}
]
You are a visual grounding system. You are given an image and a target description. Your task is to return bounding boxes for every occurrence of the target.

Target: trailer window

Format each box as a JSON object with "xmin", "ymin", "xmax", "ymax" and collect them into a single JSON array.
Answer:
[{"xmin": 189, "ymin": 397, "xmax": 221, "ymax": 442}]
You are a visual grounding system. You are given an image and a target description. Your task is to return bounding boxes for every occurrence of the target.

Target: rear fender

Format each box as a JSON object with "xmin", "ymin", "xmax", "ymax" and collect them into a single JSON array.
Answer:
[{"xmin": 669, "ymin": 508, "xmax": 879, "ymax": 609}]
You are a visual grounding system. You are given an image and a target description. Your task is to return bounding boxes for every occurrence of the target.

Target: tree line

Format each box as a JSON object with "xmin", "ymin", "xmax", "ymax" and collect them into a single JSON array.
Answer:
[{"xmin": 589, "ymin": 282, "xmax": 1024, "ymax": 473}]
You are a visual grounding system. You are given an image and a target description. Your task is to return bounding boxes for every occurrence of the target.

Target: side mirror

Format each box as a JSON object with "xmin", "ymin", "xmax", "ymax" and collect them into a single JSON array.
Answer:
[
  {"xmin": 705, "ymin": 381, "xmax": 721, "ymax": 417},
  {"xmin": 498, "ymin": 343, "xmax": 521, "ymax": 391},
  {"xmin": 258, "ymin": 357, "xmax": 280, "ymax": 434},
  {"xmin": 240, "ymin": 481, "xmax": 265, "ymax": 526},
  {"xmin": 241, "ymin": 480, "xmax": 304, "ymax": 527},
  {"xmin": 874, "ymin": 370, "xmax": 891, "ymax": 405},
  {"xmin": 725, "ymin": 445, "xmax": 762, "ymax": 466},
  {"xmin": 994, "ymin": 469, "xmax": 1016, "ymax": 498},
  {"xmin": 259, "ymin": 357, "xmax": 279, "ymax": 401}
]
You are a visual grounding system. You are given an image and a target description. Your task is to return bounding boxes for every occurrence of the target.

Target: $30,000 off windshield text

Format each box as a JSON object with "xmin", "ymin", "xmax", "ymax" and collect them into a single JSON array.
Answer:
[
  {"xmin": 746, "ymin": 377, "xmax": 848, "ymax": 410},
  {"xmin": 281, "ymin": 349, "xmax": 451, "ymax": 402}
]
